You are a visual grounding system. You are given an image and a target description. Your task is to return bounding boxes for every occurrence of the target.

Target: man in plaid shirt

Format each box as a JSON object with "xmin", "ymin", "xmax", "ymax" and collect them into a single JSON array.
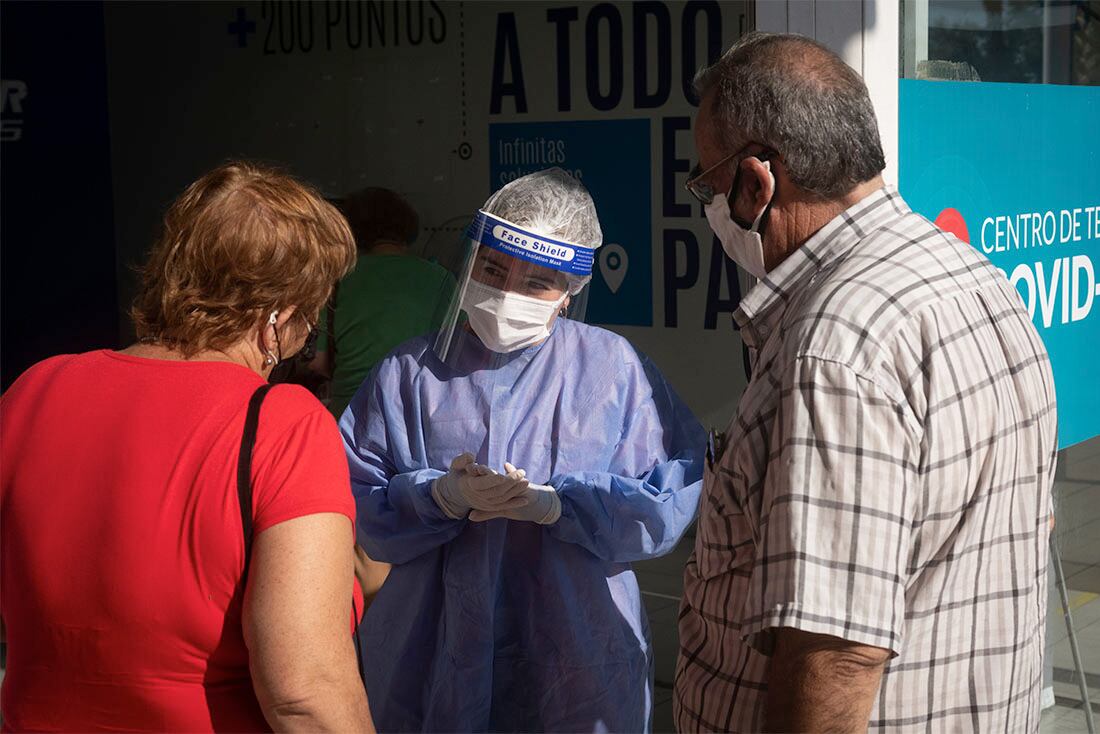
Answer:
[{"xmin": 676, "ymin": 33, "xmax": 1057, "ymax": 732}]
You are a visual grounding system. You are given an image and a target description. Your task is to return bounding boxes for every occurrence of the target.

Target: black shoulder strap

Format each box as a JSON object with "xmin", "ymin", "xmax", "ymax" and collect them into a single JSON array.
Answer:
[
  {"xmin": 236, "ymin": 380, "xmax": 366, "ymax": 686},
  {"xmin": 237, "ymin": 383, "xmax": 275, "ymax": 578}
]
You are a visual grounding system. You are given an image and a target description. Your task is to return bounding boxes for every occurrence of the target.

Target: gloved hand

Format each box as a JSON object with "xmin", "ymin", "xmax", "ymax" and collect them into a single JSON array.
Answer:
[
  {"xmin": 469, "ymin": 463, "xmax": 561, "ymax": 525},
  {"xmin": 431, "ymin": 453, "xmax": 532, "ymax": 519}
]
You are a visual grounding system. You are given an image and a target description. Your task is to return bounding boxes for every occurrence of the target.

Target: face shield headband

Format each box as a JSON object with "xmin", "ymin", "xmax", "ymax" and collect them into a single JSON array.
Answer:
[{"xmin": 465, "ymin": 210, "xmax": 596, "ymax": 279}]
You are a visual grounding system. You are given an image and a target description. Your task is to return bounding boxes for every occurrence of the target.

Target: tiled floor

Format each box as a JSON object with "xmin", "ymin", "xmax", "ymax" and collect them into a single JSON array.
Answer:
[
  {"xmin": 637, "ymin": 540, "xmax": 694, "ymax": 734},
  {"xmin": 1044, "ymin": 589, "xmax": 1100, "ymax": 733},
  {"xmin": 1045, "ymin": 439, "xmax": 1100, "ymax": 732},
  {"xmin": 637, "ymin": 438, "xmax": 1100, "ymax": 733}
]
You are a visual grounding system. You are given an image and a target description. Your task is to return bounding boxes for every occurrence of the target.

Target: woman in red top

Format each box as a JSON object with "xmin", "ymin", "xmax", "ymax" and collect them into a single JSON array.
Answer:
[{"xmin": 0, "ymin": 162, "xmax": 374, "ymax": 732}]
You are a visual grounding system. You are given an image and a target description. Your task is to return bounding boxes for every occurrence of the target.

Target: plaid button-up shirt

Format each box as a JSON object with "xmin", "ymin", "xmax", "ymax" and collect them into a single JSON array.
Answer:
[{"xmin": 675, "ymin": 186, "xmax": 1057, "ymax": 732}]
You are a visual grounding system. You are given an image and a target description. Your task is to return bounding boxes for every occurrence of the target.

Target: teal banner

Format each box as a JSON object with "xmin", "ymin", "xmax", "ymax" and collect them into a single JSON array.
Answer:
[{"xmin": 900, "ymin": 79, "xmax": 1100, "ymax": 448}]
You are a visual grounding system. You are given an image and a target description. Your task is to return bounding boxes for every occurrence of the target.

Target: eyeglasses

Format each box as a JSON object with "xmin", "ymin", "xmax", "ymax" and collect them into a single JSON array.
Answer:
[
  {"xmin": 272, "ymin": 313, "xmax": 320, "ymax": 363},
  {"xmin": 299, "ymin": 319, "xmax": 320, "ymax": 361},
  {"xmin": 684, "ymin": 142, "xmax": 774, "ymax": 206}
]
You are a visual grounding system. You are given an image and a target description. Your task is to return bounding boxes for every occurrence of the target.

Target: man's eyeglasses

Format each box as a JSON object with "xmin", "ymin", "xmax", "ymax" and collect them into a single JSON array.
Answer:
[{"xmin": 684, "ymin": 142, "xmax": 774, "ymax": 206}]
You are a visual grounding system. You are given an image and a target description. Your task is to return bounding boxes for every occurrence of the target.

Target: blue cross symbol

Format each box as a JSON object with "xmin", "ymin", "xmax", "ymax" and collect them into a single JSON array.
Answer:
[{"xmin": 228, "ymin": 7, "xmax": 256, "ymax": 48}]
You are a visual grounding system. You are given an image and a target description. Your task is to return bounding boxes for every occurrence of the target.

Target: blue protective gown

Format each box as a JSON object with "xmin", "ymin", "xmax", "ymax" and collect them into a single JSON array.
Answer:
[{"xmin": 341, "ymin": 319, "xmax": 704, "ymax": 733}]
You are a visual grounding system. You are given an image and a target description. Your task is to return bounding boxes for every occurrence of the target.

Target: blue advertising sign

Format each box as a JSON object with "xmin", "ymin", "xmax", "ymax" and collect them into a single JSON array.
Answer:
[
  {"xmin": 488, "ymin": 119, "xmax": 653, "ymax": 326},
  {"xmin": 899, "ymin": 79, "xmax": 1100, "ymax": 448}
]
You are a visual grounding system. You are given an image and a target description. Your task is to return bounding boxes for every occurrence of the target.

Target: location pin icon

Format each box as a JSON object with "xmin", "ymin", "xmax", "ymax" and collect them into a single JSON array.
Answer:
[{"xmin": 599, "ymin": 244, "xmax": 629, "ymax": 294}]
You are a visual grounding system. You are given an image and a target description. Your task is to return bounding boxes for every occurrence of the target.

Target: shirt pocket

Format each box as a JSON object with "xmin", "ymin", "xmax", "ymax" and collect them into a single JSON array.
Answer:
[{"xmin": 693, "ymin": 455, "xmax": 757, "ymax": 581}]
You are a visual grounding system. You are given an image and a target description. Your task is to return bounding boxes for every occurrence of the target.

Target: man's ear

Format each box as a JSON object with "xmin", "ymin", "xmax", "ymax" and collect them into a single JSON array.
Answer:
[{"xmin": 733, "ymin": 156, "xmax": 775, "ymax": 223}]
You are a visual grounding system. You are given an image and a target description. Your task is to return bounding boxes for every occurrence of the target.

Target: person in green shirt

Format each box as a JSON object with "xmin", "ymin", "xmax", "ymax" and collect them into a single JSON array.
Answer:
[{"xmin": 314, "ymin": 187, "xmax": 455, "ymax": 418}]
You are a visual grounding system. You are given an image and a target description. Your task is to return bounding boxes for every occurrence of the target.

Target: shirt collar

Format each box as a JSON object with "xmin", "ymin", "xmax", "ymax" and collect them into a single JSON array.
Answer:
[{"xmin": 733, "ymin": 185, "xmax": 909, "ymax": 347}]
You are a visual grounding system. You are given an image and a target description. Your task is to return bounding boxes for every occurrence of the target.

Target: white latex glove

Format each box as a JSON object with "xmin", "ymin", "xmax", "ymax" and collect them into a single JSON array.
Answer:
[
  {"xmin": 469, "ymin": 463, "xmax": 561, "ymax": 525},
  {"xmin": 431, "ymin": 453, "xmax": 531, "ymax": 519}
]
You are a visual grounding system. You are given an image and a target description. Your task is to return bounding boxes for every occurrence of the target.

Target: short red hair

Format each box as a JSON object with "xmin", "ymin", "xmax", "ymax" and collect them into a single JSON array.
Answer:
[{"xmin": 132, "ymin": 162, "xmax": 355, "ymax": 355}]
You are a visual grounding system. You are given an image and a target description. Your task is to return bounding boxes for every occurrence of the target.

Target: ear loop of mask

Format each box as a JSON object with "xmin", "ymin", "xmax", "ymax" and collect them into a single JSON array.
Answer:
[
  {"xmin": 728, "ymin": 155, "xmax": 778, "ymax": 238},
  {"xmin": 558, "ymin": 293, "xmax": 572, "ymax": 318},
  {"xmin": 264, "ymin": 311, "xmax": 280, "ymax": 366}
]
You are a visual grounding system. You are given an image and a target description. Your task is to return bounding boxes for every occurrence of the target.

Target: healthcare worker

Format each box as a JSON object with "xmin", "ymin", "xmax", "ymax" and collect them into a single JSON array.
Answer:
[{"xmin": 341, "ymin": 168, "xmax": 705, "ymax": 733}]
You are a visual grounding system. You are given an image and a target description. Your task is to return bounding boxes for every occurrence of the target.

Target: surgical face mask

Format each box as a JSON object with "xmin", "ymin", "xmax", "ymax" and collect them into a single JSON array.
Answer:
[
  {"xmin": 704, "ymin": 160, "xmax": 775, "ymax": 280},
  {"xmin": 461, "ymin": 279, "xmax": 567, "ymax": 353}
]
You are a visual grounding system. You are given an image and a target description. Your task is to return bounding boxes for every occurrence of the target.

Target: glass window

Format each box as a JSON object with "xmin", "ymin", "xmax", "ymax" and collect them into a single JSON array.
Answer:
[
  {"xmin": 901, "ymin": 3, "xmax": 1099, "ymax": 728},
  {"xmin": 902, "ymin": 0, "xmax": 1100, "ymax": 85},
  {"xmin": 1046, "ymin": 437, "xmax": 1100, "ymax": 724}
]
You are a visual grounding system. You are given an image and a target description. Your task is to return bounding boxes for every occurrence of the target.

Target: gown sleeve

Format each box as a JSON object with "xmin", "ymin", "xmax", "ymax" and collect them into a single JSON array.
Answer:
[
  {"xmin": 339, "ymin": 358, "xmax": 465, "ymax": 565},
  {"xmin": 547, "ymin": 351, "xmax": 706, "ymax": 563}
]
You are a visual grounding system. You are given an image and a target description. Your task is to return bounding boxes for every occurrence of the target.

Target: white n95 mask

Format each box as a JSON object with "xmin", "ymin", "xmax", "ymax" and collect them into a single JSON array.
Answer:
[
  {"xmin": 461, "ymin": 280, "xmax": 567, "ymax": 353},
  {"xmin": 704, "ymin": 160, "xmax": 774, "ymax": 280}
]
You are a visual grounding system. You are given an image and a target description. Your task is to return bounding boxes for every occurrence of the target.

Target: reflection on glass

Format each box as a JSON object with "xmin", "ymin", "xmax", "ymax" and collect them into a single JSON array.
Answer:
[
  {"xmin": 900, "ymin": 2, "xmax": 1099, "ymax": 724},
  {"xmin": 902, "ymin": 0, "xmax": 1100, "ymax": 85},
  {"xmin": 1048, "ymin": 436, "xmax": 1100, "ymax": 722}
]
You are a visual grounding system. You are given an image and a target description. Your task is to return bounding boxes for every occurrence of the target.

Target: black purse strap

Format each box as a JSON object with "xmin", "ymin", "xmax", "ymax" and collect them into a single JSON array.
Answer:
[
  {"xmin": 237, "ymin": 383, "xmax": 275, "ymax": 577},
  {"xmin": 234, "ymin": 381, "xmax": 367, "ymax": 685}
]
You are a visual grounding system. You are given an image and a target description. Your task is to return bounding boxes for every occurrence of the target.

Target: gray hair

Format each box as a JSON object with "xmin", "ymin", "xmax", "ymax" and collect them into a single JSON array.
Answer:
[{"xmin": 695, "ymin": 32, "xmax": 885, "ymax": 199}]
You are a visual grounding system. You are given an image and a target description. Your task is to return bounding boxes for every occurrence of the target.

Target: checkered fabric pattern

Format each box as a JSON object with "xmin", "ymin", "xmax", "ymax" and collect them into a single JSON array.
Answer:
[{"xmin": 675, "ymin": 186, "xmax": 1058, "ymax": 732}]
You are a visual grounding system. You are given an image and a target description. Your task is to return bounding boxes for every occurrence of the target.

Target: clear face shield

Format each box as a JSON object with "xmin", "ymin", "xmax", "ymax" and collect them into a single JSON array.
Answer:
[{"xmin": 433, "ymin": 209, "xmax": 595, "ymax": 370}]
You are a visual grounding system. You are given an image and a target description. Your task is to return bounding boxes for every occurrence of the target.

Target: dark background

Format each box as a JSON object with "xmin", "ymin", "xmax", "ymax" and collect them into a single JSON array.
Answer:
[{"xmin": 1, "ymin": 1, "xmax": 119, "ymax": 390}]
